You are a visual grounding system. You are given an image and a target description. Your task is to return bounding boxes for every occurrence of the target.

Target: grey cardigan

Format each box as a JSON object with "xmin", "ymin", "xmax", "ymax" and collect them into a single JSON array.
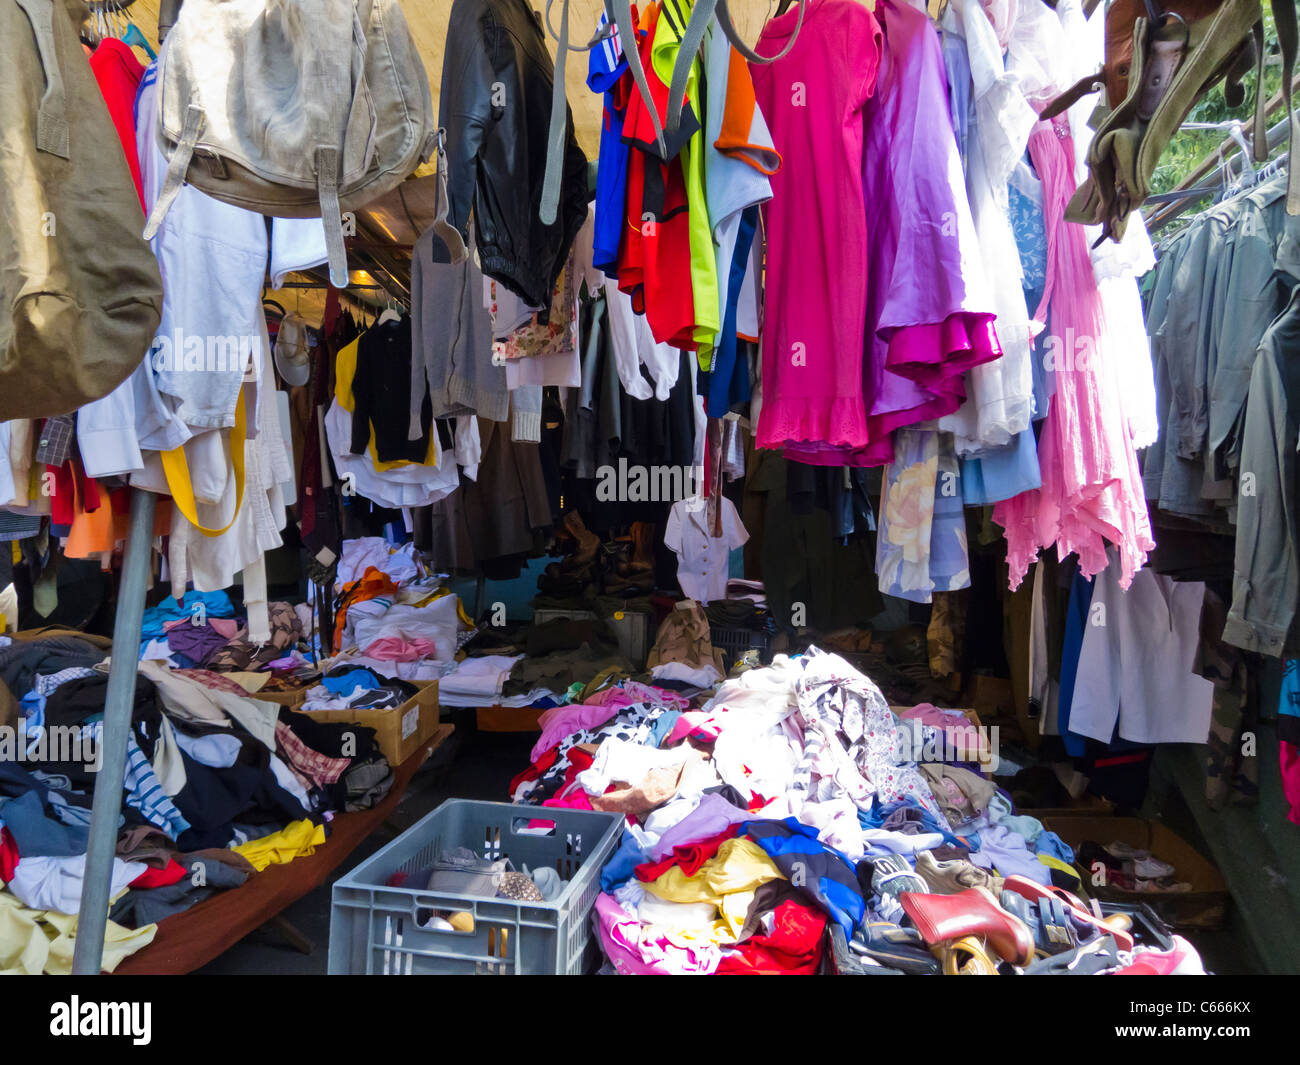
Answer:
[{"xmin": 409, "ymin": 225, "xmax": 509, "ymax": 438}]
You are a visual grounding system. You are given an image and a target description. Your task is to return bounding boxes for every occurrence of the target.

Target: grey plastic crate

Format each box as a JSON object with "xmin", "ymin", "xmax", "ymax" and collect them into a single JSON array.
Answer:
[
  {"xmin": 710, "ymin": 624, "xmax": 773, "ymax": 666},
  {"xmin": 328, "ymin": 799, "xmax": 623, "ymax": 975},
  {"xmin": 533, "ymin": 607, "xmax": 651, "ymax": 668}
]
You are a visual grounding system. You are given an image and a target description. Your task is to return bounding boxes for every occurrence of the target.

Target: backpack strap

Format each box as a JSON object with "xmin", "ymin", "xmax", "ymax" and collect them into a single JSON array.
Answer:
[
  {"xmin": 606, "ymin": 0, "xmax": 666, "ymax": 158},
  {"xmin": 714, "ymin": 0, "xmax": 805, "ymax": 64},
  {"xmin": 542, "ymin": 0, "xmax": 659, "ymax": 223},
  {"xmin": 15, "ymin": 0, "xmax": 70, "ymax": 158},
  {"xmin": 143, "ymin": 102, "xmax": 203, "ymax": 241},
  {"xmin": 540, "ymin": 0, "xmax": 575, "ymax": 225},
  {"xmin": 665, "ymin": 0, "xmax": 806, "ymax": 138},
  {"xmin": 161, "ymin": 388, "xmax": 248, "ymax": 537},
  {"xmin": 315, "ymin": 145, "xmax": 350, "ymax": 287}
]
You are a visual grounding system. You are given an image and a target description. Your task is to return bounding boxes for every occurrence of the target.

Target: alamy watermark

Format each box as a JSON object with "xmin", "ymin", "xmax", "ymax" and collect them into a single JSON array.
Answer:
[
  {"xmin": 892, "ymin": 719, "xmax": 999, "ymax": 773},
  {"xmin": 149, "ymin": 329, "xmax": 260, "ymax": 377},
  {"xmin": 595, "ymin": 458, "xmax": 705, "ymax": 508},
  {"xmin": 0, "ymin": 723, "xmax": 101, "ymax": 770}
]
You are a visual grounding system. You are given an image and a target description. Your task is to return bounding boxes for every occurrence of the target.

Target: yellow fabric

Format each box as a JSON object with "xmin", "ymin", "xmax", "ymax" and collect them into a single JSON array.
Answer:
[
  {"xmin": 162, "ymin": 388, "xmax": 247, "ymax": 537},
  {"xmin": 221, "ymin": 671, "xmax": 272, "ymax": 693},
  {"xmin": 0, "ymin": 890, "xmax": 156, "ymax": 974},
  {"xmin": 1037, "ymin": 854, "xmax": 1082, "ymax": 882},
  {"xmin": 650, "ymin": 2, "xmax": 720, "ymax": 353},
  {"xmin": 334, "ymin": 337, "xmax": 439, "ymax": 470},
  {"xmin": 231, "ymin": 819, "xmax": 327, "ymax": 872},
  {"xmin": 397, "ymin": 584, "xmax": 474, "ymax": 628},
  {"xmin": 642, "ymin": 837, "xmax": 782, "ymax": 939}
]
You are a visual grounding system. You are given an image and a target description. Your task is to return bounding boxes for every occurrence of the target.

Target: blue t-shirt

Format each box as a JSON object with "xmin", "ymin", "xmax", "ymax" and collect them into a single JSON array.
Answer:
[{"xmin": 589, "ymin": 13, "xmax": 629, "ymax": 277}]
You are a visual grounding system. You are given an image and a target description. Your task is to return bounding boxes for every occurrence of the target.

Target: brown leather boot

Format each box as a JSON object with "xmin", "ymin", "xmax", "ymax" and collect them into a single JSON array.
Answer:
[
  {"xmin": 629, "ymin": 521, "xmax": 655, "ymax": 574},
  {"xmin": 899, "ymin": 887, "xmax": 1035, "ymax": 966},
  {"xmin": 563, "ymin": 510, "xmax": 601, "ymax": 567}
]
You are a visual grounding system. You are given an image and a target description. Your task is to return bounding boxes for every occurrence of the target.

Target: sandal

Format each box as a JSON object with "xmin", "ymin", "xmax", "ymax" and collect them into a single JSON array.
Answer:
[
  {"xmin": 936, "ymin": 935, "xmax": 1000, "ymax": 975},
  {"xmin": 1001, "ymin": 875, "xmax": 1136, "ymax": 952}
]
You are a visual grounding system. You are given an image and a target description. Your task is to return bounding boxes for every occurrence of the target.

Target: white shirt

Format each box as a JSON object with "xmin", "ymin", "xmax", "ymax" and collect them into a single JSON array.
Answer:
[
  {"xmin": 604, "ymin": 282, "xmax": 681, "ymax": 401},
  {"xmin": 663, "ymin": 496, "xmax": 748, "ymax": 604},
  {"xmin": 1068, "ymin": 562, "xmax": 1214, "ymax": 745}
]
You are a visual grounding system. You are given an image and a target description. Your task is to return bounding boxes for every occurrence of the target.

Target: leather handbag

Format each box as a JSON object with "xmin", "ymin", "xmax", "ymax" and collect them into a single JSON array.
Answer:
[
  {"xmin": 0, "ymin": 0, "xmax": 163, "ymax": 420},
  {"xmin": 142, "ymin": 0, "xmax": 436, "ymax": 287},
  {"xmin": 1048, "ymin": 0, "xmax": 1300, "ymax": 241}
]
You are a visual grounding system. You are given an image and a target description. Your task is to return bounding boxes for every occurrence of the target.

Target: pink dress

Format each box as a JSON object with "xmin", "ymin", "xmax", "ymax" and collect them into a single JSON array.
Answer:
[
  {"xmin": 750, "ymin": 0, "xmax": 883, "ymax": 453},
  {"xmin": 993, "ymin": 117, "xmax": 1154, "ymax": 588}
]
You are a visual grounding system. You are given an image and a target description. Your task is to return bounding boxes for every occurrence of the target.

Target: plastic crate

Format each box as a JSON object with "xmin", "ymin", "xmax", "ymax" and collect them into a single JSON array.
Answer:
[
  {"xmin": 533, "ymin": 607, "xmax": 651, "ymax": 668},
  {"xmin": 328, "ymin": 800, "xmax": 623, "ymax": 975},
  {"xmin": 710, "ymin": 624, "xmax": 774, "ymax": 666}
]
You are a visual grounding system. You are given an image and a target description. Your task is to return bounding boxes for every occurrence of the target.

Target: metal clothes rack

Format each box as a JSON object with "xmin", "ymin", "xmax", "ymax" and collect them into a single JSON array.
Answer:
[{"xmin": 70, "ymin": 0, "xmax": 157, "ymax": 978}]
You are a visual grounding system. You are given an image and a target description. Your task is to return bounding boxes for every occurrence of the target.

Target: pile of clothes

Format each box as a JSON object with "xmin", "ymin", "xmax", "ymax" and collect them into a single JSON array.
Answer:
[
  {"xmin": 326, "ymin": 537, "xmax": 464, "ymax": 681},
  {"xmin": 138, "ymin": 590, "xmax": 318, "ymax": 693},
  {"xmin": 301, "ymin": 667, "xmax": 419, "ymax": 712},
  {"xmin": 510, "ymin": 647, "xmax": 1204, "ymax": 975},
  {"xmin": 0, "ymin": 634, "xmax": 394, "ymax": 974}
]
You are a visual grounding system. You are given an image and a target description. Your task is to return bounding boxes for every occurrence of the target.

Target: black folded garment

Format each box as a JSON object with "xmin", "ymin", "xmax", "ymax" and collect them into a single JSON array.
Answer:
[{"xmin": 705, "ymin": 598, "xmax": 768, "ymax": 630}]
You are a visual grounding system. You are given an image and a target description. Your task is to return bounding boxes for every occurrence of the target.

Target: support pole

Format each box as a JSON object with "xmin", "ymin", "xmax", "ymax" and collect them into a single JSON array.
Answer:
[{"xmin": 71, "ymin": 488, "xmax": 157, "ymax": 975}]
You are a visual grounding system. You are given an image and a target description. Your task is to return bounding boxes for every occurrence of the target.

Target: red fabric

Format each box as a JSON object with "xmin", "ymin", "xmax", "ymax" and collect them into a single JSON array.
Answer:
[
  {"xmin": 50, "ymin": 458, "xmax": 103, "ymax": 527},
  {"xmin": 634, "ymin": 825, "xmax": 739, "ymax": 883},
  {"xmin": 509, "ymin": 744, "xmax": 560, "ymax": 796},
  {"xmin": 0, "ymin": 826, "xmax": 19, "ymax": 882},
  {"xmin": 89, "ymin": 39, "xmax": 146, "ymax": 210},
  {"xmin": 617, "ymin": 4, "xmax": 699, "ymax": 349},
  {"xmin": 129, "ymin": 859, "xmax": 188, "ymax": 889},
  {"xmin": 50, "ymin": 463, "xmax": 75, "ymax": 526},
  {"xmin": 715, "ymin": 900, "xmax": 827, "ymax": 975}
]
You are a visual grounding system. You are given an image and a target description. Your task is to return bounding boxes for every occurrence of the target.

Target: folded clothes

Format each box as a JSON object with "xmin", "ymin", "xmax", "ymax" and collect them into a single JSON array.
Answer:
[
  {"xmin": 362, "ymin": 636, "xmax": 438, "ymax": 662},
  {"xmin": 231, "ymin": 819, "xmax": 326, "ymax": 872},
  {"xmin": 438, "ymin": 655, "xmax": 523, "ymax": 702}
]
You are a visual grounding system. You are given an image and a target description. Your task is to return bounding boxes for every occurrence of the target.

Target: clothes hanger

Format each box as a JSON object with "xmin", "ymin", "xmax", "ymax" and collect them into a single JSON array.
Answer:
[
  {"xmin": 376, "ymin": 297, "xmax": 402, "ymax": 326},
  {"xmin": 121, "ymin": 20, "xmax": 157, "ymax": 59}
]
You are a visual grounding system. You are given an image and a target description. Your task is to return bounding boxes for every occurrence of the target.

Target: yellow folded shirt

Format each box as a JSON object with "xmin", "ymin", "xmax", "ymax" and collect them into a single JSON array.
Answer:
[
  {"xmin": 641, "ymin": 837, "xmax": 783, "ymax": 918},
  {"xmin": 232, "ymin": 819, "xmax": 327, "ymax": 872}
]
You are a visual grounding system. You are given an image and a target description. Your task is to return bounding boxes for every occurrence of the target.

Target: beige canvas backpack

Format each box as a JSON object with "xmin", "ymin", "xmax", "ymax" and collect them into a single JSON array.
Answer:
[
  {"xmin": 1, "ymin": 0, "xmax": 163, "ymax": 419},
  {"xmin": 142, "ymin": 0, "xmax": 436, "ymax": 286}
]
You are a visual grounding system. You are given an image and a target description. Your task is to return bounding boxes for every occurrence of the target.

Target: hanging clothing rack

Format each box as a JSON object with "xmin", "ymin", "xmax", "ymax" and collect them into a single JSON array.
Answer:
[{"xmin": 1146, "ymin": 109, "xmax": 1297, "ymax": 232}]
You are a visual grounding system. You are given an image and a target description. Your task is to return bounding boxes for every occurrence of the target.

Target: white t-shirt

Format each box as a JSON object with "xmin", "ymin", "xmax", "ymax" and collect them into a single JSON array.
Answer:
[{"xmin": 663, "ymin": 496, "xmax": 748, "ymax": 604}]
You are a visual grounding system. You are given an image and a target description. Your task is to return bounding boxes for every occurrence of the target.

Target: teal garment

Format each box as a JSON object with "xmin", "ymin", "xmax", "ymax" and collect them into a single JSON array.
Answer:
[
  {"xmin": 986, "ymin": 792, "xmax": 1044, "ymax": 845},
  {"xmin": 139, "ymin": 589, "xmax": 235, "ymax": 641}
]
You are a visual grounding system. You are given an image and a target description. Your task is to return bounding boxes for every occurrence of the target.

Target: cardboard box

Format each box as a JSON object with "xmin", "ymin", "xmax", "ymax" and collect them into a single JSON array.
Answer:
[
  {"xmin": 255, "ymin": 687, "xmax": 311, "ymax": 708},
  {"xmin": 967, "ymin": 675, "xmax": 1016, "ymax": 718},
  {"xmin": 1041, "ymin": 814, "xmax": 1228, "ymax": 930},
  {"xmin": 300, "ymin": 682, "xmax": 440, "ymax": 767}
]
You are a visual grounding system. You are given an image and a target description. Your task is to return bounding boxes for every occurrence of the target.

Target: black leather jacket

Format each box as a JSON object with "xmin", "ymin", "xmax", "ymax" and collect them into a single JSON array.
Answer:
[{"xmin": 440, "ymin": 0, "xmax": 590, "ymax": 310}]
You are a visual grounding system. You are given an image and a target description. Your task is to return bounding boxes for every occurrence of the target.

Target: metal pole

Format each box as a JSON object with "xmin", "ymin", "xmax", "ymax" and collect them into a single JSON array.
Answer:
[{"xmin": 71, "ymin": 488, "xmax": 157, "ymax": 974}]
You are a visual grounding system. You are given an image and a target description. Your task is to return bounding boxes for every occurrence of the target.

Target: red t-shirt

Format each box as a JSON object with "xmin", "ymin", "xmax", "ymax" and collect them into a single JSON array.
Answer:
[
  {"xmin": 618, "ymin": 3, "xmax": 698, "ymax": 350},
  {"xmin": 90, "ymin": 38, "xmax": 147, "ymax": 211}
]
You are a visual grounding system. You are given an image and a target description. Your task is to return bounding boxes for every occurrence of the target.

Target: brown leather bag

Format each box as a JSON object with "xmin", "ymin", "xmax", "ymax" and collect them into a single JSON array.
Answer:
[{"xmin": 1045, "ymin": 0, "xmax": 1298, "ymax": 242}]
